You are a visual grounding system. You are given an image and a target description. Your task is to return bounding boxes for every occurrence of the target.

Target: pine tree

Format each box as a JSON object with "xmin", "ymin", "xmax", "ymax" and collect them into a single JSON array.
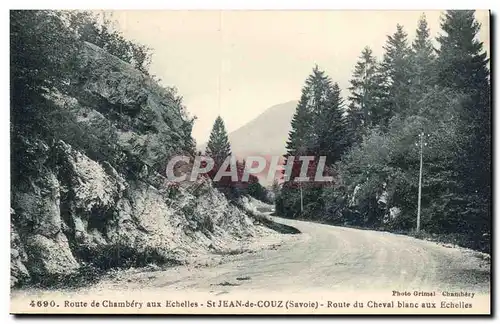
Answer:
[
  {"xmin": 436, "ymin": 10, "xmax": 491, "ymax": 237},
  {"xmin": 205, "ymin": 116, "xmax": 232, "ymax": 167},
  {"xmin": 285, "ymin": 90, "xmax": 313, "ymax": 157},
  {"xmin": 379, "ymin": 24, "xmax": 412, "ymax": 123},
  {"xmin": 286, "ymin": 65, "xmax": 347, "ymax": 161},
  {"xmin": 346, "ymin": 46, "xmax": 383, "ymax": 145},
  {"xmin": 408, "ymin": 14, "xmax": 437, "ymax": 115},
  {"xmin": 280, "ymin": 65, "xmax": 347, "ymax": 219},
  {"xmin": 284, "ymin": 67, "xmax": 317, "ymax": 194},
  {"xmin": 313, "ymin": 82, "xmax": 347, "ymax": 165},
  {"xmin": 412, "ymin": 14, "xmax": 436, "ymax": 64},
  {"xmin": 345, "ymin": 103, "xmax": 364, "ymax": 148},
  {"xmin": 436, "ymin": 11, "xmax": 490, "ymax": 92}
]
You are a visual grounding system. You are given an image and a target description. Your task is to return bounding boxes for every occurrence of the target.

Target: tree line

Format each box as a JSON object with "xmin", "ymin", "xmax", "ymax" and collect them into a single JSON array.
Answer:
[{"xmin": 275, "ymin": 11, "xmax": 490, "ymax": 252}]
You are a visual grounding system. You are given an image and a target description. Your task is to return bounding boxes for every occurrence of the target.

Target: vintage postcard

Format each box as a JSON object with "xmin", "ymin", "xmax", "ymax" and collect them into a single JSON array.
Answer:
[{"xmin": 10, "ymin": 9, "xmax": 491, "ymax": 315}]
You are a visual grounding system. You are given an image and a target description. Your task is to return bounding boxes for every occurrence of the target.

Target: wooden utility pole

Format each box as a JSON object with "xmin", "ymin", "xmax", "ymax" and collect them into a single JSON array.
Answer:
[
  {"xmin": 417, "ymin": 132, "xmax": 424, "ymax": 232},
  {"xmin": 300, "ymin": 181, "xmax": 304, "ymax": 213}
]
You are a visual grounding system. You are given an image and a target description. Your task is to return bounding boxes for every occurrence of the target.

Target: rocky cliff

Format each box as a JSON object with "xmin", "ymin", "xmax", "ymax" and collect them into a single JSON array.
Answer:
[{"xmin": 11, "ymin": 42, "xmax": 274, "ymax": 287}]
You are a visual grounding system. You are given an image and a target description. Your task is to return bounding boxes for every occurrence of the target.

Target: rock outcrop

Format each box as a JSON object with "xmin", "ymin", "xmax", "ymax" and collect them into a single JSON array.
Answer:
[{"xmin": 10, "ymin": 42, "xmax": 273, "ymax": 287}]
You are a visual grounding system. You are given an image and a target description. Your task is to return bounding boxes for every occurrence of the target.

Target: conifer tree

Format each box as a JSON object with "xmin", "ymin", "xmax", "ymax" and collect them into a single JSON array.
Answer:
[
  {"xmin": 412, "ymin": 14, "xmax": 436, "ymax": 67},
  {"xmin": 313, "ymin": 82, "xmax": 347, "ymax": 165},
  {"xmin": 285, "ymin": 90, "xmax": 313, "ymax": 157},
  {"xmin": 345, "ymin": 103, "xmax": 364, "ymax": 148},
  {"xmin": 280, "ymin": 65, "xmax": 347, "ymax": 218},
  {"xmin": 408, "ymin": 14, "xmax": 437, "ymax": 115},
  {"xmin": 286, "ymin": 65, "xmax": 347, "ymax": 162},
  {"xmin": 346, "ymin": 46, "xmax": 383, "ymax": 145},
  {"xmin": 379, "ymin": 24, "xmax": 412, "ymax": 123},
  {"xmin": 205, "ymin": 116, "xmax": 232, "ymax": 167},
  {"xmin": 413, "ymin": 14, "xmax": 435, "ymax": 57},
  {"xmin": 436, "ymin": 10, "xmax": 491, "ymax": 235}
]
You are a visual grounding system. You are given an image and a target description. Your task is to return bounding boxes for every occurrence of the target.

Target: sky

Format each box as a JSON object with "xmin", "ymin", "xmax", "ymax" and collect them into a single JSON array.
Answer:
[{"xmin": 108, "ymin": 10, "xmax": 490, "ymax": 145}]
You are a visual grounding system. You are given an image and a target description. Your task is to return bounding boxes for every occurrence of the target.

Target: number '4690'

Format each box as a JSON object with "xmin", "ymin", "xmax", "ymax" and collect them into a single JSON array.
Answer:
[{"xmin": 30, "ymin": 300, "xmax": 57, "ymax": 307}]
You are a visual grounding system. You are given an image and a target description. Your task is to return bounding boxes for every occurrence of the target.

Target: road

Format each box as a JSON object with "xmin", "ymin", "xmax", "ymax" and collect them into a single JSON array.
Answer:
[
  {"xmin": 87, "ymin": 215, "xmax": 490, "ymax": 295},
  {"xmin": 10, "ymin": 215, "xmax": 491, "ymax": 314}
]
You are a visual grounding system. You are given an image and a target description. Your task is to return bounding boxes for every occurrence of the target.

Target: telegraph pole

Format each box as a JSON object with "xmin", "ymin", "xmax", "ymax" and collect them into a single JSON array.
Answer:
[
  {"xmin": 300, "ymin": 181, "xmax": 304, "ymax": 213},
  {"xmin": 416, "ymin": 132, "xmax": 424, "ymax": 232}
]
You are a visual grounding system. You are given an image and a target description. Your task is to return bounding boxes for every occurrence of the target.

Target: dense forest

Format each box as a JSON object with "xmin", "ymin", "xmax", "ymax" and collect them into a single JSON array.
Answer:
[{"xmin": 275, "ymin": 11, "xmax": 491, "ymax": 252}]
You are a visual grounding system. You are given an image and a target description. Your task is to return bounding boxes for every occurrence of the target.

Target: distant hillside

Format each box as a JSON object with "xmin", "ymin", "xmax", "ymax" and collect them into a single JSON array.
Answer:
[{"xmin": 199, "ymin": 100, "xmax": 298, "ymax": 159}]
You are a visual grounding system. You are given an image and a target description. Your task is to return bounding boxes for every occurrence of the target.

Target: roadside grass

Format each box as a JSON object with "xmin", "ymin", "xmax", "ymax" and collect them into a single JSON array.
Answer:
[
  {"xmin": 211, "ymin": 248, "xmax": 250, "ymax": 256},
  {"xmin": 22, "ymin": 264, "xmax": 105, "ymax": 290},
  {"xmin": 232, "ymin": 199, "xmax": 301, "ymax": 235},
  {"xmin": 405, "ymin": 229, "xmax": 491, "ymax": 257},
  {"xmin": 215, "ymin": 281, "xmax": 241, "ymax": 287},
  {"xmin": 21, "ymin": 246, "xmax": 183, "ymax": 290}
]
